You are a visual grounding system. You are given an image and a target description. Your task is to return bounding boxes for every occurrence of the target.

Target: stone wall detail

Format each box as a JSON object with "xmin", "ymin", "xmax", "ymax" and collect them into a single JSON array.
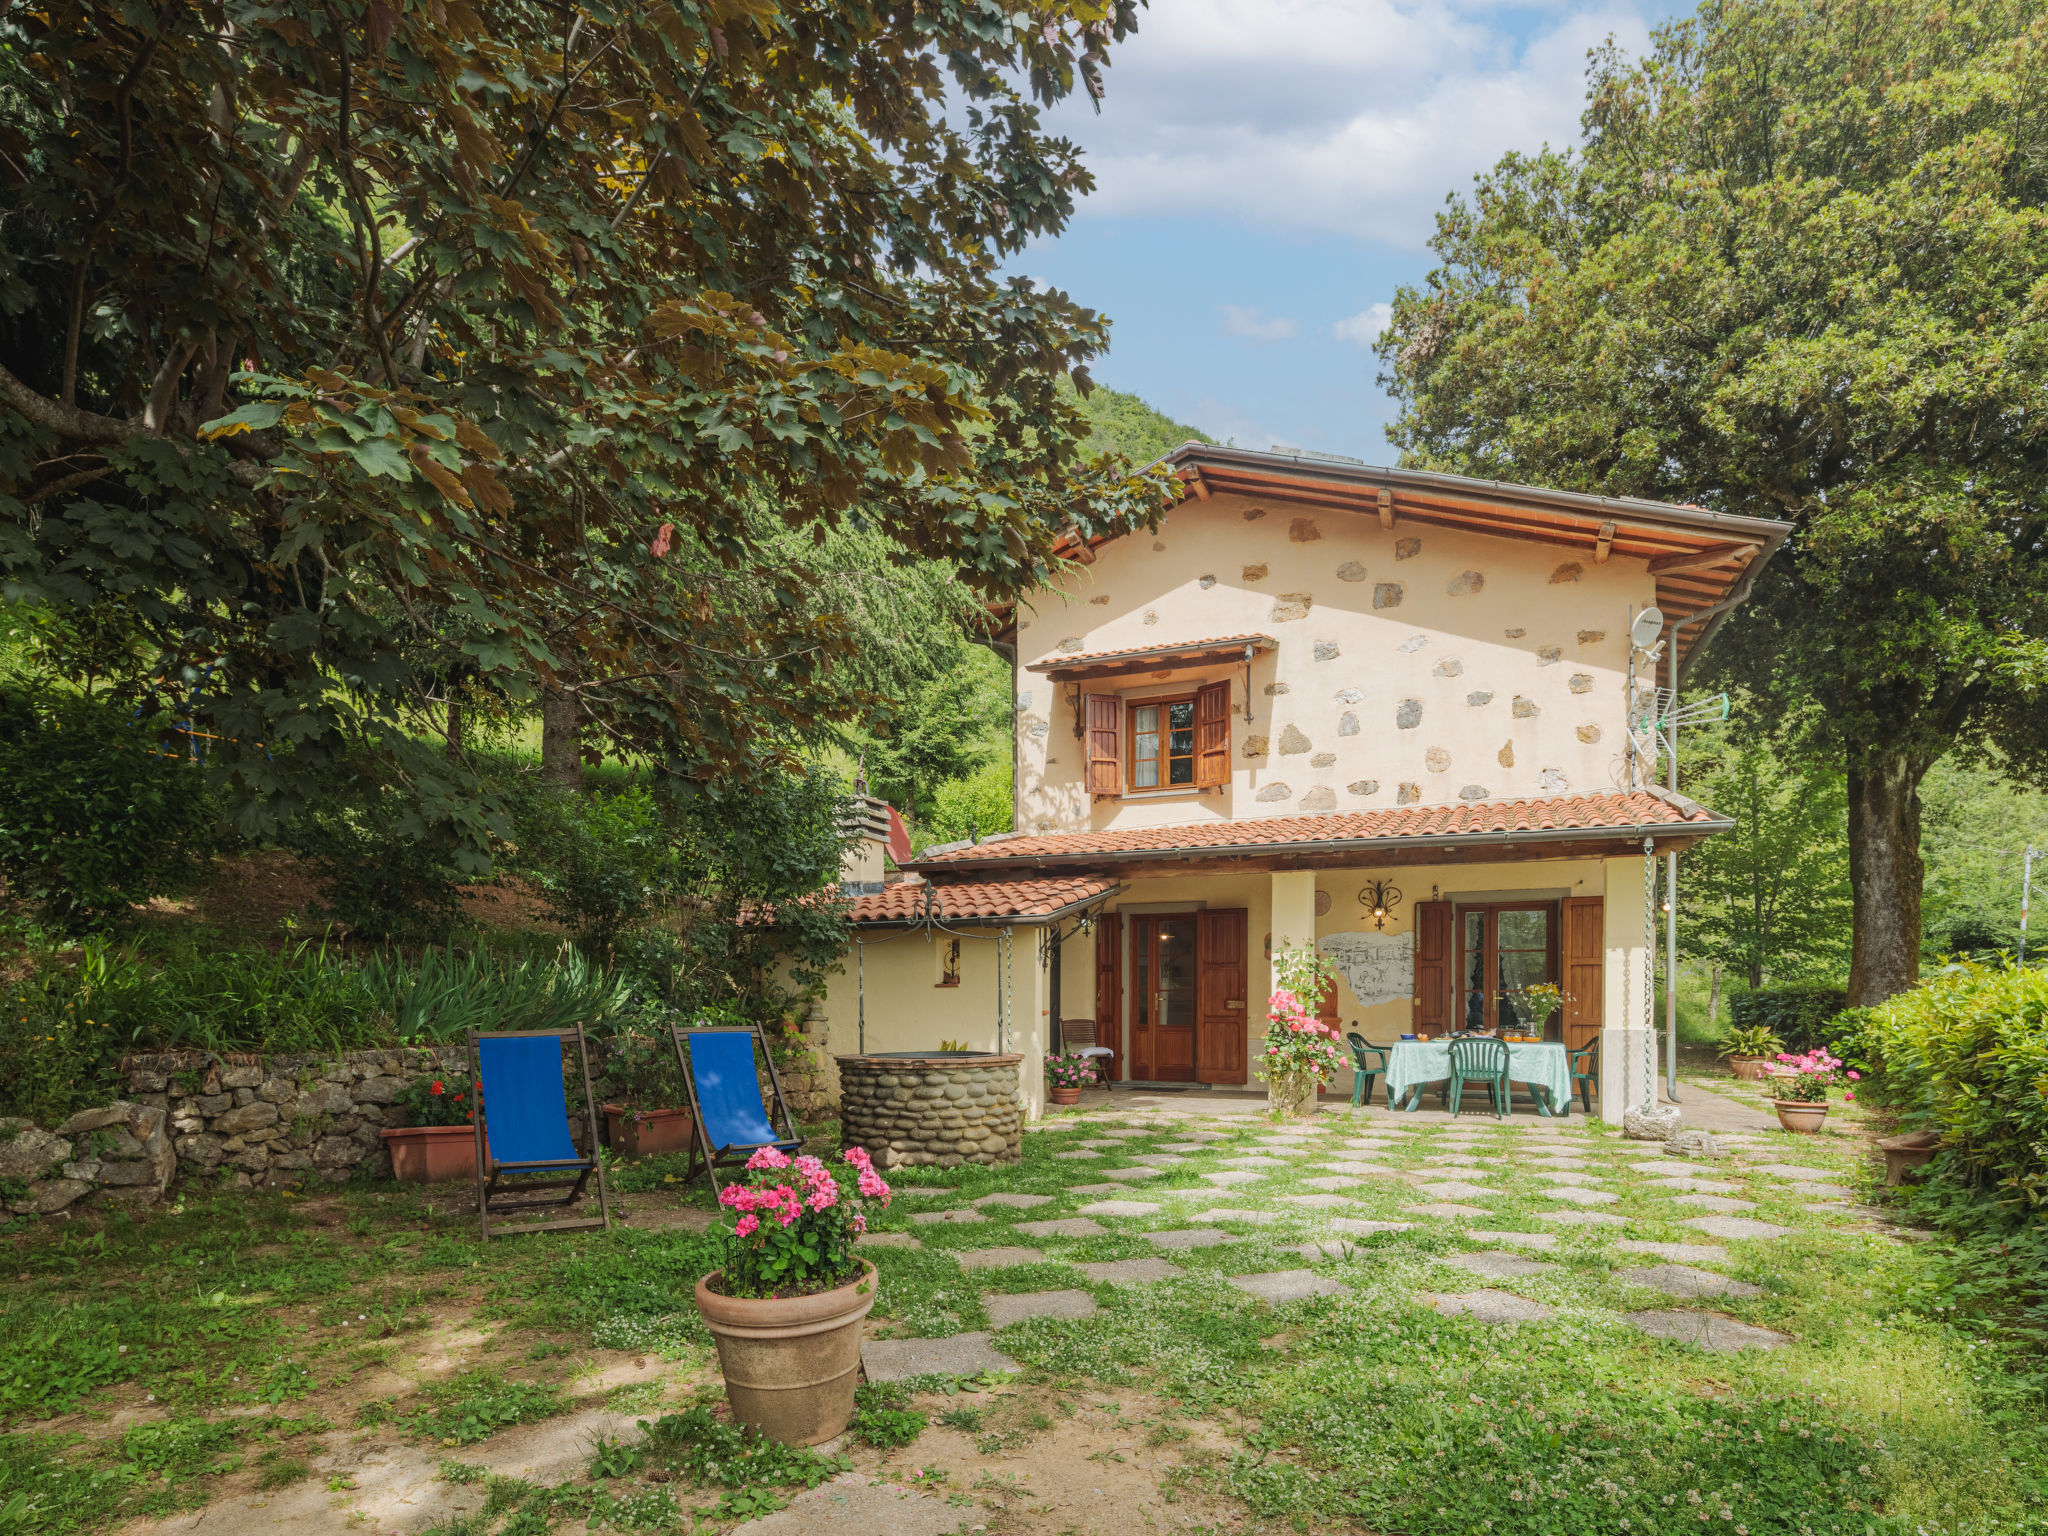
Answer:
[{"xmin": 835, "ymin": 1053, "xmax": 1024, "ymax": 1168}]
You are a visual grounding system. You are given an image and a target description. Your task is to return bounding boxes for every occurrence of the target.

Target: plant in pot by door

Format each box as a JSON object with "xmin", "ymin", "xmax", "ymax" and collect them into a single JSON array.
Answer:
[
  {"xmin": 383, "ymin": 1073, "xmax": 479, "ymax": 1182},
  {"xmin": 599, "ymin": 1026, "xmax": 696, "ymax": 1158},
  {"xmin": 693, "ymin": 1145, "xmax": 891, "ymax": 1446},
  {"xmin": 1257, "ymin": 944, "xmax": 1349, "ymax": 1120},
  {"xmin": 1769, "ymin": 1048, "xmax": 1848, "ymax": 1133},
  {"xmin": 1718, "ymin": 1025, "xmax": 1785, "ymax": 1081},
  {"xmin": 1044, "ymin": 1052, "xmax": 1098, "ymax": 1106}
]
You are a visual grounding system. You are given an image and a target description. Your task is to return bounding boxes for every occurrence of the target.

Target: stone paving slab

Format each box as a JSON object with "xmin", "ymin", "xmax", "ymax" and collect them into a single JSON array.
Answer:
[
  {"xmin": 955, "ymin": 1246, "xmax": 1049, "ymax": 1270},
  {"xmin": 856, "ymin": 1232, "xmax": 923, "ymax": 1249},
  {"xmin": 1636, "ymin": 1176, "xmax": 1743, "ymax": 1194},
  {"xmin": 1191, "ymin": 1208, "xmax": 1280, "ymax": 1225},
  {"xmin": 1424, "ymin": 1154, "xmax": 1489, "ymax": 1167},
  {"xmin": 1544, "ymin": 1186, "xmax": 1620, "ymax": 1206},
  {"xmin": 1467, "ymin": 1229, "xmax": 1559, "ymax": 1250},
  {"xmin": 1415, "ymin": 1181, "xmax": 1499, "ymax": 1200},
  {"xmin": 1230, "ymin": 1269, "xmax": 1350, "ymax": 1301},
  {"xmin": 986, "ymin": 1289, "xmax": 1099, "ymax": 1325},
  {"xmin": 1015, "ymin": 1217, "xmax": 1108, "ymax": 1239},
  {"xmin": 1158, "ymin": 1142, "xmax": 1213, "ymax": 1153},
  {"xmin": 1535, "ymin": 1211, "xmax": 1626, "ymax": 1227},
  {"xmin": 1535, "ymin": 1170, "xmax": 1605, "ymax": 1186},
  {"xmin": 1278, "ymin": 1193, "xmax": 1358, "ymax": 1209},
  {"xmin": 1128, "ymin": 1153, "xmax": 1189, "ymax": 1166},
  {"xmin": 1328, "ymin": 1217, "xmax": 1416, "ymax": 1235},
  {"xmin": 1683, "ymin": 1216, "xmax": 1791, "ymax": 1239},
  {"xmin": 1102, "ymin": 1166, "xmax": 1167, "ymax": 1182},
  {"xmin": 972, "ymin": 1193, "xmax": 1054, "ymax": 1208},
  {"xmin": 1668, "ymin": 1194, "xmax": 1758, "ymax": 1213},
  {"xmin": 1442, "ymin": 1250, "xmax": 1560, "ymax": 1279},
  {"xmin": 1095, "ymin": 1129, "xmax": 1148, "ymax": 1138},
  {"xmin": 1748, "ymin": 1162, "xmax": 1834, "ymax": 1180},
  {"xmin": 1300, "ymin": 1175, "xmax": 1372, "ymax": 1191},
  {"xmin": 729, "ymin": 1472, "xmax": 962, "ymax": 1536},
  {"xmin": 862, "ymin": 1332, "xmax": 1017, "ymax": 1382},
  {"xmin": 1051, "ymin": 1151, "xmax": 1102, "ymax": 1161},
  {"xmin": 1624, "ymin": 1310, "xmax": 1788, "ymax": 1352},
  {"xmin": 1220, "ymin": 1154, "xmax": 1287, "ymax": 1166},
  {"xmin": 1073, "ymin": 1140, "xmax": 1126, "ymax": 1150},
  {"xmin": 1078, "ymin": 1257, "xmax": 1183, "ymax": 1284},
  {"xmin": 1420, "ymin": 1289, "xmax": 1557, "ymax": 1323},
  {"xmin": 1077, "ymin": 1200, "xmax": 1162, "ymax": 1218},
  {"xmin": 1613, "ymin": 1239, "xmax": 1728, "ymax": 1264},
  {"xmin": 1621, "ymin": 1264, "xmax": 1764, "ymax": 1299},
  {"xmin": 1798, "ymin": 1184, "xmax": 1856, "ymax": 1200},
  {"xmin": 1142, "ymin": 1227, "xmax": 1239, "ymax": 1249},
  {"xmin": 1405, "ymin": 1202, "xmax": 1489, "ymax": 1219},
  {"xmin": 1202, "ymin": 1171, "xmax": 1265, "ymax": 1187},
  {"xmin": 911, "ymin": 1208, "xmax": 986, "ymax": 1225},
  {"xmin": 1065, "ymin": 1182, "xmax": 1136, "ymax": 1195}
]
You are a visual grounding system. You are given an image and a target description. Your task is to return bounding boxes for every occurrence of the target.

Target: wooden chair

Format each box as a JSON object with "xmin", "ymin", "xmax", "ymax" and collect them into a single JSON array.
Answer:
[
  {"xmin": 1569, "ymin": 1041, "xmax": 1600, "ymax": 1115},
  {"xmin": 668, "ymin": 1022, "xmax": 804, "ymax": 1195},
  {"xmin": 1447, "ymin": 1036, "xmax": 1510, "ymax": 1119},
  {"xmin": 1060, "ymin": 1017, "xmax": 1115, "ymax": 1087},
  {"xmin": 468, "ymin": 1026, "xmax": 612, "ymax": 1239},
  {"xmin": 1345, "ymin": 1032, "xmax": 1391, "ymax": 1108}
]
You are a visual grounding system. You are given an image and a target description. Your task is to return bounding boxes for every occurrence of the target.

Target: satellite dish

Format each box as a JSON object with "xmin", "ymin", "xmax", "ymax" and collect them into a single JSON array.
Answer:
[{"xmin": 1629, "ymin": 608, "xmax": 1666, "ymax": 650}]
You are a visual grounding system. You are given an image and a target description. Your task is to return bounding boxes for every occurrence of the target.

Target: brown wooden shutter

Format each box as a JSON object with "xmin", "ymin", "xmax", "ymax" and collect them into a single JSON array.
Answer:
[
  {"xmin": 1085, "ymin": 694, "xmax": 1122, "ymax": 796},
  {"xmin": 1413, "ymin": 900, "xmax": 1453, "ymax": 1034},
  {"xmin": 1093, "ymin": 913, "xmax": 1123, "ymax": 1081},
  {"xmin": 1194, "ymin": 680, "xmax": 1230, "ymax": 788},
  {"xmin": 1560, "ymin": 896, "xmax": 1605, "ymax": 1053}
]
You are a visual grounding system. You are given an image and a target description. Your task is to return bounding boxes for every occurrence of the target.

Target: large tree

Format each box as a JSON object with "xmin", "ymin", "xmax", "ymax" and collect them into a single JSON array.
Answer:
[
  {"xmin": 0, "ymin": 0, "xmax": 1167, "ymax": 857},
  {"xmin": 1380, "ymin": 0, "xmax": 2048, "ymax": 1003}
]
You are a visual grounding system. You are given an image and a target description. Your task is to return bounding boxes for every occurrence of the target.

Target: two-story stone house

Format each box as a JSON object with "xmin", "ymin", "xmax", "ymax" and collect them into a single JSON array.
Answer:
[{"xmin": 805, "ymin": 444, "xmax": 1786, "ymax": 1123}]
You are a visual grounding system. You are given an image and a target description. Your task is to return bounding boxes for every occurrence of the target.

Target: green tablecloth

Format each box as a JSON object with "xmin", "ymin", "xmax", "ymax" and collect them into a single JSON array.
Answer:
[{"xmin": 1382, "ymin": 1039, "xmax": 1572, "ymax": 1115}]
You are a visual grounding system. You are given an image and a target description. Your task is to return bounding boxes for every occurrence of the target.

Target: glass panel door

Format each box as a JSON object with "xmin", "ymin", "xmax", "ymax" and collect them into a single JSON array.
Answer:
[
  {"xmin": 1495, "ymin": 908, "xmax": 1551, "ymax": 1033},
  {"xmin": 1454, "ymin": 904, "xmax": 1557, "ymax": 1033}
]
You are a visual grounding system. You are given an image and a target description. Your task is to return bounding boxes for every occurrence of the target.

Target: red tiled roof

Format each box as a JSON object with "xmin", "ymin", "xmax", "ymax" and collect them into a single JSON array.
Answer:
[
  {"xmin": 849, "ymin": 875, "xmax": 1119, "ymax": 925},
  {"xmin": 911, "ymin": 790, "xmax": 1724, "ymax": 869},
  {"xmin": 1024, "ymin": 634, "xmax": 1275, "ymax": 674}
]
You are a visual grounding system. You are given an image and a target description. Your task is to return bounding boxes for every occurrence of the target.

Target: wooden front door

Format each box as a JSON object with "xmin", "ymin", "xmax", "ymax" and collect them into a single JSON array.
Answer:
[
  {"xmin": 1195, "ymin": 908, "xmax": 1249, "ymax": 1084},
  {"xmin": 1560, "ymin": 896, "xmax": 1604, "ymax": 1051},
  {"xmin": 1093, "ymin": 913, "xmax": 1123, "ymax": 1082},
  {"xmin": 1130, "ymin": 915, "xmax": 1199, "ymax": 1082}
]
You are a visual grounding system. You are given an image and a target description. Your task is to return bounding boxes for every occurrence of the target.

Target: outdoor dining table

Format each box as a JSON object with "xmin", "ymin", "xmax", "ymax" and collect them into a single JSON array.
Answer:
[{"xmin": 1382, "ymin": 1038, "xmax": 1573, "ymax": 1116}]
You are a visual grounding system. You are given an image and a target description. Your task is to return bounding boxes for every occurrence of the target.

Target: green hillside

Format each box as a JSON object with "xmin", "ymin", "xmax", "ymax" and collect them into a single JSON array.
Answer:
[{"xmin": 1063, "ymin": 379, "xmax": 1214, "ymax": 465}]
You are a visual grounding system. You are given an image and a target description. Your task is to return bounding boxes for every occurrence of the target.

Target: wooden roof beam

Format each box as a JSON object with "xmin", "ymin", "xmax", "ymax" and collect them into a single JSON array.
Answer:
[
  {"xmin": 1647, "ymin": 541, "xmax": 1760, "ymax": 577},
  {"xmin": 1377, "ymin": 486, "xmax": 1394, "ymax": 530},
  {"xmin": 1593, "ymin": 521, "xmax": 1616, "ymax": 564}
]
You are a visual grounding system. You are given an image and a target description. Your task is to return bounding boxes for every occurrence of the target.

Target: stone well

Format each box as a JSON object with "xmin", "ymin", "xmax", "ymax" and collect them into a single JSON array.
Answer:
[{"xmin": 833, "ymin": 1052, "xmax": 1024, "ymax": 1169}]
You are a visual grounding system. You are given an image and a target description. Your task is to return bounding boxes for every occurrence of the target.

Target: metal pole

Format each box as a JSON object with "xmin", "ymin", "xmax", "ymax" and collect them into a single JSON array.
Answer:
[{"xmin": 1665, "ymin": 616, "xmax": 1683, "ymax": 1105}]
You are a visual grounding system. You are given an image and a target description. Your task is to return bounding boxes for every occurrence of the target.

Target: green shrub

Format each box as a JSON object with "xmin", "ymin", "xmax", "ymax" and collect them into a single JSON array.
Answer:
[
  {"xmin": 922, "ymin": 759, "xmax": 1012, "ymax": 847},
  {"xmin": 1727, "ymin": 985, "xmax": 1847, "ymax": 1051},
  {"xmin": 513, "ymin": 784, "xmax": 680, "ymax": 955},
  {"xmin": 281, "ymin": 778, "xmax": 469, "ymax": 942},
  {"xmin": 0, "ymin": 685, "xmax": 215, "ymax": 928}
]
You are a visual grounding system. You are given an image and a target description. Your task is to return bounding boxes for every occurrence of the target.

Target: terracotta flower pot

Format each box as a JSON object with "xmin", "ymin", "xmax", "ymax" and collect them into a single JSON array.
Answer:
[
  {"xmin": 381, "ymin": 1124, "xmax": 477, "ymax": 1183},
  {"xmin": 1771, "ymin": 1099, "xmax": 1829, "ymax": 1135},
  {"xmin": 601, "ymin": 1104, "xmax": 697, "ymax": 1158},
  {"xmin": 1047, "ymin": 1085, "xmax": 1082, "ymax": 1106},
  {"xmin": 1879, "ymin": 1131, "xmax": 1941, "ymax": 1186},
  {"xmin": 693, "ymin": 1261, "xmax": 877, "ymax": 1446},
  {"xmin": 1727, "ymin": 1055, "xmax": 1769, "ymax": 1081}
]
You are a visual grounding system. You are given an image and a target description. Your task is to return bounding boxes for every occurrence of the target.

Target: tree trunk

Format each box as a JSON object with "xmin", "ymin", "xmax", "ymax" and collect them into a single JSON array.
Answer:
[
  {"xmin": 445, "ymin": 698, "xmax": 464, "ymax": 762},
  {"xmin": 541, "ymin": 686, "xmax": 582, "ymax": 790},
  {"xmin": 1706, "ymin": 963, "xmax": 1722, "ymax": 1033},
  {"xmin": 1845, "ymin": 748, "xmax": 1931, "ymax": 1006}
]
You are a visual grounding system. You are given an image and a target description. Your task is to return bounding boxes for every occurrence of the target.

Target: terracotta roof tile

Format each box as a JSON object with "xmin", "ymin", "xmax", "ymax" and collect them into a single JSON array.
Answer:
[
  {"xmin": 913, "ymin": 790, "xmax": 1720, "ymax": 868},
  {"xmin": 849, "ymin": 875, "xmax": 1118, "ymax": 925}
]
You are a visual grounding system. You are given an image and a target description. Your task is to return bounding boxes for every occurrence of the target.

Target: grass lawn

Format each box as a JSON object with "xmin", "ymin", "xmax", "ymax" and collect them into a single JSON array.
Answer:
[{"xmin": 3, "ymin": 1084, "xmax": 2044, "ymax": 1535}]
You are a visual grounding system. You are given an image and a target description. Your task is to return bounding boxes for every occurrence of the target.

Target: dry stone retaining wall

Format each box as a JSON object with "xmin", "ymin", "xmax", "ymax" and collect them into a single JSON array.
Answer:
[{"xmin": 834, "ymin": 1052, "xmax": 1023, "ymax": 1169}]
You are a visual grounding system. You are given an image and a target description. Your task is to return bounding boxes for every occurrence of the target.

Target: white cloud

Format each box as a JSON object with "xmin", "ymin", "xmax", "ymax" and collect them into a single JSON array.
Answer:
[
  {"xmin": 1333, "ymin": 302, "xmax": 1395, "ymax": 347},
  {"xmin": 1219, "ymin": 305, "xmax": 1300, "ymax": 341},
  {"xmin": 1047, "ymin": 0, "xmax": 1652, "ymax": 247}
]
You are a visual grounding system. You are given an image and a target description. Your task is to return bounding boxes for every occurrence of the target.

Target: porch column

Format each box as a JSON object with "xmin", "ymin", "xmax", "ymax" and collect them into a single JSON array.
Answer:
[
  {"xmin": 1011, "ymin": 925, "xmax": 1050, "ymax": 1123},
  {"xmin": 1599, "ymin": 855, "xmax": 1655, "ymax": 1123},
  {"xmin": 1269, "ymin": 869, "xmax": 1318, "ymax": 991}
]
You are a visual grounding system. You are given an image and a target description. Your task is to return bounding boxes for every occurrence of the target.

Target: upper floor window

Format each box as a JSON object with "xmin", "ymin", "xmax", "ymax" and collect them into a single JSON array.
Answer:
[
  {"xmin": 1085, "ymin": 680, "xmax": 1230, "ymax": 797},
  {"xmin": 1129, "ymin": 696, "xmax": 1197, "ymax": 790}
]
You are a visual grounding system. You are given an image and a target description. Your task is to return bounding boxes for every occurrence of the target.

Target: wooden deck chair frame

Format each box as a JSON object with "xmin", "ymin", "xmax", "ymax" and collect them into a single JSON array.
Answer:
[
  {"xmin": 467, "ymin": 1025, "xmax": 613, "ymax": 1240},
  {"xmin": 668, "ymin": 1021, "xmax": 803, "ymax": 1195}
]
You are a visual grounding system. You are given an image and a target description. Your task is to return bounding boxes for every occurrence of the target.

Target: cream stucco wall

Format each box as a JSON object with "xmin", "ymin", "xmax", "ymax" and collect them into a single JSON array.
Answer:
[{"xmin": 1013, "ymin": 492, "xmax": 1658, "ymax": 834}]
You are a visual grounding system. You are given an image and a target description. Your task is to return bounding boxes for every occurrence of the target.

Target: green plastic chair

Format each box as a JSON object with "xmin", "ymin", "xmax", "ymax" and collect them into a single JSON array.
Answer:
[
  {"xmin": 1345, "ymin": 1033, "xmax": 1391, "ymax": 1108},
  {"xmin": 1447, "ymin": 1037, "xmax": 1510, "ymax": 1119},
  {"xmin": 1569, "ymin": 1041, "xmax": 1599, "ymax": 1115}
]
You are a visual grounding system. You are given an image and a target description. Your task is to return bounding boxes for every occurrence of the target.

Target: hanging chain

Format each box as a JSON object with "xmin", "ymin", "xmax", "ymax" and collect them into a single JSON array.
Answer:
[
  {"xmin": 1001, "ymin": 926, "xmax": 1015, "ymax": 1054},
  {"xmin": 1642, "ymin": 836, "xmax": 1658, "ymax": 1111}
]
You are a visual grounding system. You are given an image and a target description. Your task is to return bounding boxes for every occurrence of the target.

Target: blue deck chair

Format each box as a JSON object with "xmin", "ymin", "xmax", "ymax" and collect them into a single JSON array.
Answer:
[
  {"xmin": 669, "ymin": 1022, "xmax": 803, "ymax": 1192},
  {"xmin": 467, "ymin": 1026, "xmax": 612, "ymax": 1239}
]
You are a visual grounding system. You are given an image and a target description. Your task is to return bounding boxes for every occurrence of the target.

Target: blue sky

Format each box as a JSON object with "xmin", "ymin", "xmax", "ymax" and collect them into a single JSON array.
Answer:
[{"xmin": 1015, "ymin": 0, "xmax": 1686, "ymax": 459}]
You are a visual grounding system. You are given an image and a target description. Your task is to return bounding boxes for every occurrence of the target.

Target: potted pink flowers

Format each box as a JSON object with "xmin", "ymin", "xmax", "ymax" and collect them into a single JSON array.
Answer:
[
  {"xmin": 1258, "ymin": 946, "xmax": 1349, "ymax": 1120},
  {"xmin": 1043, "ymin": 1052, "xmax": 1099, "ymax": 1106},
  {"xmin": 1767, "ymin": 1047, "xmax": 1851, "ymax": 1133},
  {"xmin": 691, "ymin": 1145, "xmax": 891, "ymax": 1446}
]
